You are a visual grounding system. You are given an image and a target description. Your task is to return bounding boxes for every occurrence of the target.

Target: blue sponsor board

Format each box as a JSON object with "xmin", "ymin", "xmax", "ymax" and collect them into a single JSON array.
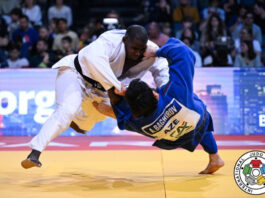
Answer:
[{"xmin": 0, "ymin": 68, "xmax": 265, "ymax": 136}]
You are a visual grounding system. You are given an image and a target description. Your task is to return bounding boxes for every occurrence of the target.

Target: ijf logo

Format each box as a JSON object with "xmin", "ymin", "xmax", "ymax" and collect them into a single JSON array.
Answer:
[{"xmin": 234, "ymin": 150, "xmax": 265, "ymax": 195}]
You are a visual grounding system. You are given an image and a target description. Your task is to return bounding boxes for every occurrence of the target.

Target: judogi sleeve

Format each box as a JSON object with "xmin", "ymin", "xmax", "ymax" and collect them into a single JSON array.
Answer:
[
  {"xmin": 156, "ymin": 38, "xmax": 195, "ymax": 97},
  {"xmin": 78, "ymin": 36, "xmax": 122, "ymax": 91},
  {"xmin": 147, "ymin": 41, "xmax": 169, "ymax": 87},
  {"xmin": 149, "ymin": 57, "xmax": 169, "ymax": 87}
]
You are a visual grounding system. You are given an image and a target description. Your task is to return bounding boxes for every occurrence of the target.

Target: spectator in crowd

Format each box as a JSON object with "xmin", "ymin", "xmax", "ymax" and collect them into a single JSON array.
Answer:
[
  {"xmin": 200, "ymin": 13, "xmax": 227, "ymax": 57},
  {"xmin": 147, "ymin": 21, "xmax": 169, "ymax": 47},
  {"xmin": 239, "ymin": 0, "xmax": 256, "ymax": 7},
  {"xmin": 161, "ymin": 22, "xmax": 172, "ymax": 36},
  {"xmin": 181, "ymin": 36, "xmax": 202, "ymax": 67},
  {"xmin": 105, "ymin": 10, "xmax": 125, "ymax": 29},
  {"xmin": 52, "ymin": 18, "xmax": 79, "ymax": 52},
  {"xmin": 253, "ymin": 2, "xmax": 265, "ymax": 36},
  {"xmin": 38, "ymin": 26, "xmax": 54, "ymax": 51},
  {"xmin": 170, "ymin": 0, "xmax": 198, "ymax": 7},
  {"xmin": 232, "ymin": 12, "xmax": 262, "ymax": 44},
  {"xmin": 61, "ymin": 36, "xmax": 75, "ymax": 53},
  {"xmin": 228, "ymin": 4, "xmax": 247, "ymax": 34},
  {"xmin": 48, "ymin": 0, "xmax": 72, "ymax": 27},
  {"xmin": 0, "ymin": 0, "xmax": 19, "ymax": 15},
  {"xmin": 175, "ymin": 16, "xmax": 198, "ymax": 39},
  {"xmin": 180, "ymin": 27, "xmax": 200, "ymax": 53},
  {"xmin": 223, "ymin": 0, "xmax": 238, "ymax": 25},
  {"xmin": 0, "ymin": 47, "xmax": 8, "ymax": 68},
  {"xmin": 0, "ymin": 14, "xmax": 8, "ymax": 49},
  {"xmin": 172, "ymin": 0, "xmax": 200, "ymax": 31},
  {"xmin": 22, "ymin": 0, "xmax": 42, "ymax": 26},
  {"xmin": 201, "ymin": 0, "xmax": 226, "ymax": 21},
  {"xmin": 253, "ymin": 1, "xmax": 265, "ymax": 62},
  {"xmin": 78, "ymin": 22, "xmax": 96, "ymax": 50},
  {"xmin": 203, "ymin": 36, "xmax": 234, "ymax": 67},
  {"xmin": 149, "ymin": 0, "xmax": 172, "ymax": 24},
  {"xmin": 48, "ymin": 17, "xmax": 58, "ymax": 36},
  {"xmin": 233, "ymin": 27, "xmax": 261, "ymax": 57},
  {"xmin": 29, "ymin": 39, "xmax": 54, "ymax": 68},
  {"xmin": 234, "ymin": 40, "xmax": 262, "ymax": 67},
  {"xmin": 12, "ymin": 14, "xmax": 39, "ymax": 57},
  {"xmin": 7, "ymin": 8, "xmax": 22, "ymax": 39},
  {"xmin": 7, "ymin": 44, "xmax": 29, "ymax": 68}
]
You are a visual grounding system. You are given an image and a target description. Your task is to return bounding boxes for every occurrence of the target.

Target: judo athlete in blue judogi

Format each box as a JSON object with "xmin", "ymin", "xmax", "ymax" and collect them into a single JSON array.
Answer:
[{"xmin": 108, "ymin": 38, "xmax": 224, "ymax": 174}]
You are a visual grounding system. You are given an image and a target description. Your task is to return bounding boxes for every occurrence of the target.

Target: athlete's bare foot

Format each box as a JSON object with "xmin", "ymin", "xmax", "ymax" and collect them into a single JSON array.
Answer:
[{"xmin": 199, "ymin": 153, "xmax": 224, "ymax": 174}]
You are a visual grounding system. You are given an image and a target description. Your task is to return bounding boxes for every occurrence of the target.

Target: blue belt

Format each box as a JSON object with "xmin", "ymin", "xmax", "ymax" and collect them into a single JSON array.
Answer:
[{"xmin": 74, "ymin": 55, "xmax": 106, "ymax": 92}]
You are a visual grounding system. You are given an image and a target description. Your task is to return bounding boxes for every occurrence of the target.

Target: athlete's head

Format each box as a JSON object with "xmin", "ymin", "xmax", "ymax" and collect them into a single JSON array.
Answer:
[
  {"xmin": 123, "ymin": 25, "xmax": 148, "ymax": 61},
  {"xmin": 125, "ymin": 79, "xmax": 158, "ymax": 116}
]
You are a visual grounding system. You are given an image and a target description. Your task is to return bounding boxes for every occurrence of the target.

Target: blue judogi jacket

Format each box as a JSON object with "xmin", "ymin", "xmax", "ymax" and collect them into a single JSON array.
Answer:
[{"xmin": 112, "ymin": 38, "xmax": 213, "ymax": 151}]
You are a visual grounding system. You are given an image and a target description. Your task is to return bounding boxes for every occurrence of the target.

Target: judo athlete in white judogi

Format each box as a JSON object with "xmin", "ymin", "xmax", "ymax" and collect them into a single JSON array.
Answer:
[{"xmin": 21, "ymin": 25, "xmax": 169, "ymax": 169}]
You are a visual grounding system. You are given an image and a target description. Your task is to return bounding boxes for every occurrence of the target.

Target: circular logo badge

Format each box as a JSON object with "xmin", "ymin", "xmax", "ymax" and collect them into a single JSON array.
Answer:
[{"xmin": 234, "ymin": 150, "xmax": 265, "ymax": 195}]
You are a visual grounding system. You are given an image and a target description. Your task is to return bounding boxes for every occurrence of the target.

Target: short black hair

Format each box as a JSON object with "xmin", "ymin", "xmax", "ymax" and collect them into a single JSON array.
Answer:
[
  {"xmin": 62, "ymin": 36, "xmax": 72, "ymax": 43},
  {"xmin": 20, "ymin": 14, "xmax": 29, "ymax": 21},
  {"xmin": 57, "ymin": 18, "xmax": 67, "ymax": 25},
  {"xmin": 125, "ymin": 79, "xmax": 157, "ymax": 116},
  {"xmin": 10, "ymin": 8, "xmax": 22, "ymax": 17},
  {"xmin": 125, "ymin": 25, "xmax": 148, "ymax": 43}
]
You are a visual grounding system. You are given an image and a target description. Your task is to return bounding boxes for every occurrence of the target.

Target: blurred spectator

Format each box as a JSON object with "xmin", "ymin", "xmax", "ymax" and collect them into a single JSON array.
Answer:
[
  {"xmin": 161, "ymin": 22, "xmax": 172, "ymax": 36},
  {"xmin": 7, "ymin": 44, "xmax": 29, "ymax": 68},
  {"xmin": 12, "ymin": 14, "xmax": 39, "ymax": 57},
  {"xmin": 253, "ymin": 2, "xmax": 265, "ymax": 37},
  {"xmin": 22, "ymin": 0, "xmax": 42, "ymax": 26},
  {"xmin": 38, "ymin": 26, "xmax": 54, "ymax": 50},
  {"xmin": 232, "ymin": 12, "xmax": 262, "ymax": 44},
  {"xmin": 7, "ymin": 8, "xmax": 22, "ymax": 39},
  {"xmin": 0, "ymin": 0, "xmax": 19, "ymax": 15},
  {"xmin": 200, "ymin": 13, "xmax": 227, "ymax": 57},
  {"xmin": 203, "ymin": 36, "xmax": 234, "ymax": 66},
  {"xmin": 234, "ymin": 40, "xmax": 262, "ymax": 67},
  {"xmin": 238, "ymin": 0, "xmax": 256, "ymax": 7},
  {"xmin": 228, "ymin": 4, "xmax": 247, "ymax": 33},
  {"xmin": 147, "ymin": 21, "xmax": 169, "ymax": 47},
  {"xmin": 181, "ymin": 36, "xmax": 202, "ymax": 67},
  {"xmin": 150, "ymin": 0, "xmax": 172, "ymax": 24},
  {"xmin": 0, "ymin": 48, "xmax": 8, "ymax": 68},
  {"xmin": 170, "ymin": 0, "xmax": 198, "ymax": 7},
  {"xmin": 175, "ymin": 16, "xmax": 198, "ymax": 39},
  {"xmin": 61, "ymin": 36, "xmax": 76, "ymax": 54},
  {"xmin": 48, "ymin": 17, "xmax": 58, "ymax": 35},
  {"xmin": 78, "ymin": 22, "xmax": 96, "ymax": 50},
  {"xmin": 180, "ymin": 27, "xmax": 200, "ymax": 53},
  {"xmin": 52, "ymin": 18, "xmax": 79, "ymax": 51},
  {"xmin": 172, "ymin": 0, "xmax": 200, "ymax": 31},
  {"xmin": 233, "ymin": 27, "xmax": 261, "ymax": 57},
  {"xmin": 223, "ymin": 0, "xmax": 238, "ymax": 25},
  {"xmin": 105, "ymin": 10, "xmax": 125, "ymax": 29},
  {"xmin": 0, "ymin": 14, "xmax": 8, "ymax": 48},
  {"xmin": 29, "ymin": 39, "xmax": 54, "ymax": 68},
  {"xmin": 48, "ymin": 0, "xmax": 72, "ymax": 27},
  {"xmin": 201, "ymin": 0, "xmax": 226, "ymax": 21},
  {"xmin": 54, "ymin": 36, "xmax": 76, "ymax": 61},
  {"xmin": 133, "ymin": 0, "xmax": 153, "ymax": 25}
]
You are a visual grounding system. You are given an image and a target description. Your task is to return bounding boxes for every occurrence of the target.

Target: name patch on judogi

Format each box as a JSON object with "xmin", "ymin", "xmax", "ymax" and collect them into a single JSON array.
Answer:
[{"xmin": 142, "ymin": 99, "xmax": 200, "ymax": 141}]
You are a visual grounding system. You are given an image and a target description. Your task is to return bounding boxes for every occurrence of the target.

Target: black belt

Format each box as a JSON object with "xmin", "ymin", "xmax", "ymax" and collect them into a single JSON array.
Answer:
[{"xmin": 74, "ymin": 56, "xmax": 106, "ymax": 92}]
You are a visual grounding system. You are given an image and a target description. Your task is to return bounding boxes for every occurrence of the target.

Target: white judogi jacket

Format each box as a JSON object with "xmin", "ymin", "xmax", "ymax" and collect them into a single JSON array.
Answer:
[{"xmin": 52, "ymin": 29, "xmax": 169, "ymax": 92}]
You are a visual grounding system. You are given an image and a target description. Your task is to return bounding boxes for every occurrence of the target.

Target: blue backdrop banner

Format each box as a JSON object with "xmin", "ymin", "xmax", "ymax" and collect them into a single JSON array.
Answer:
[{"xmin": 0, "ymin": 68, "xmax": 264, "ymax": 136}]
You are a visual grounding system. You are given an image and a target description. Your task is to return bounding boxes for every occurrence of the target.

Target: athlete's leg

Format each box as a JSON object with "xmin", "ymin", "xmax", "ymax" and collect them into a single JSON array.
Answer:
[
  {"xmin": 199, "ymin": 131, "xmax": 224, "ymax": 174},
  {"xmin": 22, "ymin": 67, "xmax": 84, "ymax": 169}
]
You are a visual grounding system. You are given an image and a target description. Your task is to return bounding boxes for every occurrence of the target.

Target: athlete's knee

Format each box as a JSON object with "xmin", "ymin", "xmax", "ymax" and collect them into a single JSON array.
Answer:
[{"xmin": 54, "ymin": 105, "xmax": 81, "ymax": 126}]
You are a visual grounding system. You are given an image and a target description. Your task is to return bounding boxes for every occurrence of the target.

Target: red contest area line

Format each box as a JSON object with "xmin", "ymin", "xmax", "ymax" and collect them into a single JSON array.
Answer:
[{"xmin": 0, "ymin": 135, "xmax": 265, "ymax": 151}]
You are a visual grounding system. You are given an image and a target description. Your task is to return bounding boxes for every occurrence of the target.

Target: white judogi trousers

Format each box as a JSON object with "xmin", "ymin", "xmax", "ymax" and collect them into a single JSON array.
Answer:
[{"xmin": 30, "ymin": 67, "xmax": 107, "ymax": 152}]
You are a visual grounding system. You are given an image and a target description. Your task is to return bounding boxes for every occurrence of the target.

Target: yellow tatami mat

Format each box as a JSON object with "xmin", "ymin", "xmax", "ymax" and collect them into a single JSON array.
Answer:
[{"xmin": 0, "ymin": 150, "xmax": 264, "ymax": 198}]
